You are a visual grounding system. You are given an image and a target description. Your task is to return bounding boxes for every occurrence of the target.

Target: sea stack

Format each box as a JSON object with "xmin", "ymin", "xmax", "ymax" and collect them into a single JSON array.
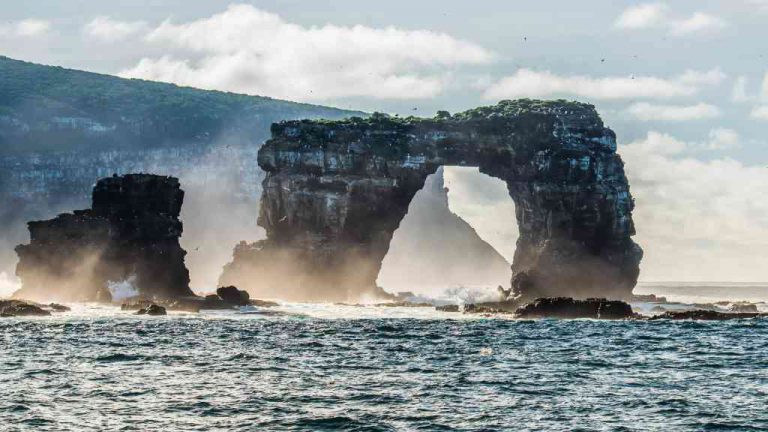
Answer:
[
  {"xmin": 220, "ymin": 99, "xmax": 643, "ymax": 302},
  {"xmin": 14, "ymin": 174, "xmax": 193, "ymax": 302}
]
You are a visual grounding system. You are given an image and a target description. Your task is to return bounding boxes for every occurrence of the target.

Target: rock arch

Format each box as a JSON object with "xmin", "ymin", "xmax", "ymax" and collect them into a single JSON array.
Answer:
[{"xmin": 219, "ymin": 100, "xmax": 643, "ymax": 302}]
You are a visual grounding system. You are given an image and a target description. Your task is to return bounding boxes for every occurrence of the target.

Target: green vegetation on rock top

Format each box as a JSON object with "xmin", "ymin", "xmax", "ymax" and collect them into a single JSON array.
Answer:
[{"xmin": 0, "ymin": 56, "xmax": 364, "ymax": 155}]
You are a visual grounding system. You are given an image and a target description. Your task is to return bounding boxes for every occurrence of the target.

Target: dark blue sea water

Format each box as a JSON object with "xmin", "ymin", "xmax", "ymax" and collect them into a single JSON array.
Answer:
[{"xmin": 2, "ymin": 307, "xmax": 768, "ymax": 431}]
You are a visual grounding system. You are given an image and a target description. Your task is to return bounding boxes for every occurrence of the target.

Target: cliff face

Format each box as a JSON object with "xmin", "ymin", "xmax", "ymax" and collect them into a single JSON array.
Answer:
[
  {"xmin": 14, "ymin": 174, "xmax": 193, "ymax": 302},
  {"xmin": 221, "ymin": 99, "xmax": 643, "ymax": 302}
]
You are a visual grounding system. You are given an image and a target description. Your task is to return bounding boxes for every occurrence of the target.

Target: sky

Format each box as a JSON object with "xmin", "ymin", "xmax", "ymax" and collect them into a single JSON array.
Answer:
[{"xmin": 1, "ymin": 1, "xmax": 768, "ymax": 282}]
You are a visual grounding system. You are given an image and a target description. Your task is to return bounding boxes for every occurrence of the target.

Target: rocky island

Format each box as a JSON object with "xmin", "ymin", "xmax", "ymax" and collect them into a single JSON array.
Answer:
[
  {"xmin": 221, "ymin": 99, "xmax": 643, "ymax": 302},
  {"xmin": 14, "ymin": 174, "xmax": 193, "ymax": 302}
]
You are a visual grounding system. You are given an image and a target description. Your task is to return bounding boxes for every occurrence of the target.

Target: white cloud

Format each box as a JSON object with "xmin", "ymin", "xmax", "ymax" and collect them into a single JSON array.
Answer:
[
  {"xmin": 620, "ymin": 132, "xmax": 768, "ymax": 281},
  {"xmin": 614, "ymin": 3, "xmax": 669, "ymax": 29},
  {"xmin": 0, "ymin": 19, "xmax": 51, "ymax": 38},
  {"xmin": 677, "ymin": 68, "xmax": 726, "ymax": 86},
  {"xmin": 84, "ymin": 16, "xmax": 147, "ymax": 42},
  {"xmin": 119, "ymin": 4, "xmax": 493, "ymax": 101},
  {"xmin": 670, "ymin": 12, "xmax": 727, "ymax": 36},
  {"xmin": 746, "ymin": 0, "xmax": 768, "ymax": 12},
  {"xmin": 762, "ymin": 73, "xmax": 768, "ymax": 98},
  {"xmin": 627, "ymin": 102, "xmax": 721, "ymax": 121},
  {"xmin": 483, "ymin": 68, "xmax": 723, "ymax": 101},
  {"xmin": 752, "ymin": 106, "xmax": 768, "ymax": 120},
  {"xmin": 614, "ymin": 3, "xmax": 726, "ymax": 37},
  {"xmin": 732, "ymin": 76, "xmax": 752, "ymax": 102},
  {"xmin": 705, "ymin": 128, "xmax": 740, "ymax": 150}
]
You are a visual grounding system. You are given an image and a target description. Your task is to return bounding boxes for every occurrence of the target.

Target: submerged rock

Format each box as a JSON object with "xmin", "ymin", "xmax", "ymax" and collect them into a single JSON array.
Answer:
[
  {"xmin": 649, "ymin": 310, "xmax": 765, "ymax": 321},
  {"xmin": 514, "ymin": 297, "xmax": 633, "ymax": 320},
  {"xmin": 135, "ymin": 304, "xmax": 167, "ymax": 316},
  {"xmin": 0, "ymin": 300, "xmax": 51, "ymax": 317},
  {"xmin": 47, "ymin": 303, "xmax": 71, "ymax": 312},
  {"xmin": 221, "ymin": 99, "xmax": 642, "ymax": 302},
  {"xmin": 14, "ymin": 174, "xmax": 193, "ymax": 302}
]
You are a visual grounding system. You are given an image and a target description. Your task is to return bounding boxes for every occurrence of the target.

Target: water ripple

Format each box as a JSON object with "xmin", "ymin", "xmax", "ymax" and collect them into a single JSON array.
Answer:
[{"xmin": 1, "ymin": 310, "xmax": 768, "ymax": 431}]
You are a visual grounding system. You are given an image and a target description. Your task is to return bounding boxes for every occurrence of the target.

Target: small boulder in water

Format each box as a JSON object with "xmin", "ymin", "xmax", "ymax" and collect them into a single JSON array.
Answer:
[
  {"xmin": 216, "ymin": 286, "xmax": 250, "ymax": 306},
  {"xmin": 514, "ymin": 297, "xmax": 633, "ymax": 320},
  {"xmin": 728, "ymin": 303, "xmax": 759, "ymax": 313},
  {"xmin": 436, "ymin": 304, "xmax": 460, "ymax": 313},
  {"xmin": 0, "ymin": 300, "xmax": 51, "ymax": 317},
  {"xmin": 135, "ymin": 304, "xmax": 167, "ymax": 316},
  {"xmin": 47, "ymin": 303, "xmax": 71, "ymax": 312}
]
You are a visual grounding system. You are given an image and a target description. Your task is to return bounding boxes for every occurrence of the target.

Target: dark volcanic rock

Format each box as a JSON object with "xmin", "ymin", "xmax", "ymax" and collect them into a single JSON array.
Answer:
[
  {"xmin": 728, "ymin": 303, "xmax": 759, "ymax": 313},
  {"xmin": 468, "ymin": 300, "xmax": 520, "ymax": 313},
  {"xmin": 14, "ymin": 174, "xmax": 193, "ymax": 302},
  {"xmin": 220, "ymin": 99, "xmax": 642, "ymax": 302},
  {"xmin": 514, "ymin": 297, "xmax": 633, "ymax": 319},
  {"xmin": 47, "ymin": 303, "xmax": 71, "ymax": 312},
  {"xmin": 135, "ymin": 304, "xmax": 167, "ymax": 316},
  {"xmin": 649, "ymin": 310, "xmax": 764, "ymax": 321},
  {"xmin": 436, "ymin": 304, "xmax": 460, "ymax": 313},
  {"xmin": 0, "ymin": 300, "xmax": 51, "ymax": 317},
  {"xmin": 216, "ymin": 286, "xmax": 250, "ymax": 306}
]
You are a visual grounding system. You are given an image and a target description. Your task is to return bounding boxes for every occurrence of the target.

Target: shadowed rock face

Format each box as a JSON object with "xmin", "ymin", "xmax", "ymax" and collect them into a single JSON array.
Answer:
[
  {"xmin": 14, "ymin": 174, "xmax": 193, "ymax": 302},
  {"xmin": 220, "ymin": 99, "xmax": 643, "ymax": 302}
]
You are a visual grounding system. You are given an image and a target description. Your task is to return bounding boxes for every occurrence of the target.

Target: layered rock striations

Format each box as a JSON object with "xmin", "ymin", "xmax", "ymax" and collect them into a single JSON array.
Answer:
[
  {"xmin": 221, "ymin": 100, "xmax": 643, "ymax": 302},
  {"xmin": 14, "ymin": 174, "xmax": 193, "ymax": 302}
]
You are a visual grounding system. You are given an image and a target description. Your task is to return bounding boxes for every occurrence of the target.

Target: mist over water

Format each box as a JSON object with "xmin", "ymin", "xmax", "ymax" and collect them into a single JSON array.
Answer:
[
  {"xmin": 174, "ymin": 146, "xmax": 265, "ymax": 293},
  {"xmin": 0, "ymin": 271, "xmax": 20, "ymax": 298},
  {"xmin": 378, "ymin": 167, "xmax": 513, "ymax": 297}
]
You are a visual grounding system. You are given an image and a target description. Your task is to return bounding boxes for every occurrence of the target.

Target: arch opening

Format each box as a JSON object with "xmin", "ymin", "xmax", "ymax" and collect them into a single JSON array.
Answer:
[{"xmin": 377, "ymin": 166, "xmax": 518, "ymax": 299}]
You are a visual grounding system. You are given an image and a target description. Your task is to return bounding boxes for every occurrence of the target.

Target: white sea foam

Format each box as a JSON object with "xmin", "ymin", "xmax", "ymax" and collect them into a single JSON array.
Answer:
[
  {"xmin": 441, "ymin": 285, "xmax": 499, "ymax": 306},
  {"xmin": 108, "ymin": 275, "xmax": 139, "ymax": 301}
]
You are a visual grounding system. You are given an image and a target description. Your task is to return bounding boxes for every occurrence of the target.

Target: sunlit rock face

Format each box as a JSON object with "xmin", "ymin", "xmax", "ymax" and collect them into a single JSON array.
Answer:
[
  {"xmin": 14, "ymin": 174, "xmax": 193, "ymax": 302},
  {"xmin": 221, "ymin": 100, "xmax": 643, "ymax": 302}
]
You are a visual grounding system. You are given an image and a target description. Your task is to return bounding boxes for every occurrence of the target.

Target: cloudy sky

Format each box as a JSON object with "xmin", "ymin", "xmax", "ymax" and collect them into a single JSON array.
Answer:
[{"xmin": 2, "ymin": 1, "xmax": 768, "ymax": 282}]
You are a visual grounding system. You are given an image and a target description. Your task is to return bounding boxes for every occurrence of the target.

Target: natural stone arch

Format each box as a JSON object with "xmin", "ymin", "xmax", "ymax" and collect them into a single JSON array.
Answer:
[{"xmin": 220, "ymin": 100, "xmax": 642, "ymax": 302}]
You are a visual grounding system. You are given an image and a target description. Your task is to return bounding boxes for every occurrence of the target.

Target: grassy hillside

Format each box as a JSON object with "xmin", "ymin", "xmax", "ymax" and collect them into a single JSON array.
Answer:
[{"xmin": 0, "ymin": 56, "xmax": 364, "ymax": 155}]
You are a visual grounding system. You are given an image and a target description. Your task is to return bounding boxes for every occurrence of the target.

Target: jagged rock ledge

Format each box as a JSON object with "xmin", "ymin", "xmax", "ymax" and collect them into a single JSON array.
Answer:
[
  {"xmin": 120, "ymin": 286, "xmax": 278, "ymax": 313},
  {"xmin": 0, "ymin": 300, "xmax": 72, "ymax": 317}
]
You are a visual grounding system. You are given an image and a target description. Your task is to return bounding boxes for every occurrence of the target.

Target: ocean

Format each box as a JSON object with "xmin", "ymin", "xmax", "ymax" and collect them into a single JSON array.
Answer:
[{"xmin": 2, "ymin": 292, "xmax": 768, "ymax": 431}]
